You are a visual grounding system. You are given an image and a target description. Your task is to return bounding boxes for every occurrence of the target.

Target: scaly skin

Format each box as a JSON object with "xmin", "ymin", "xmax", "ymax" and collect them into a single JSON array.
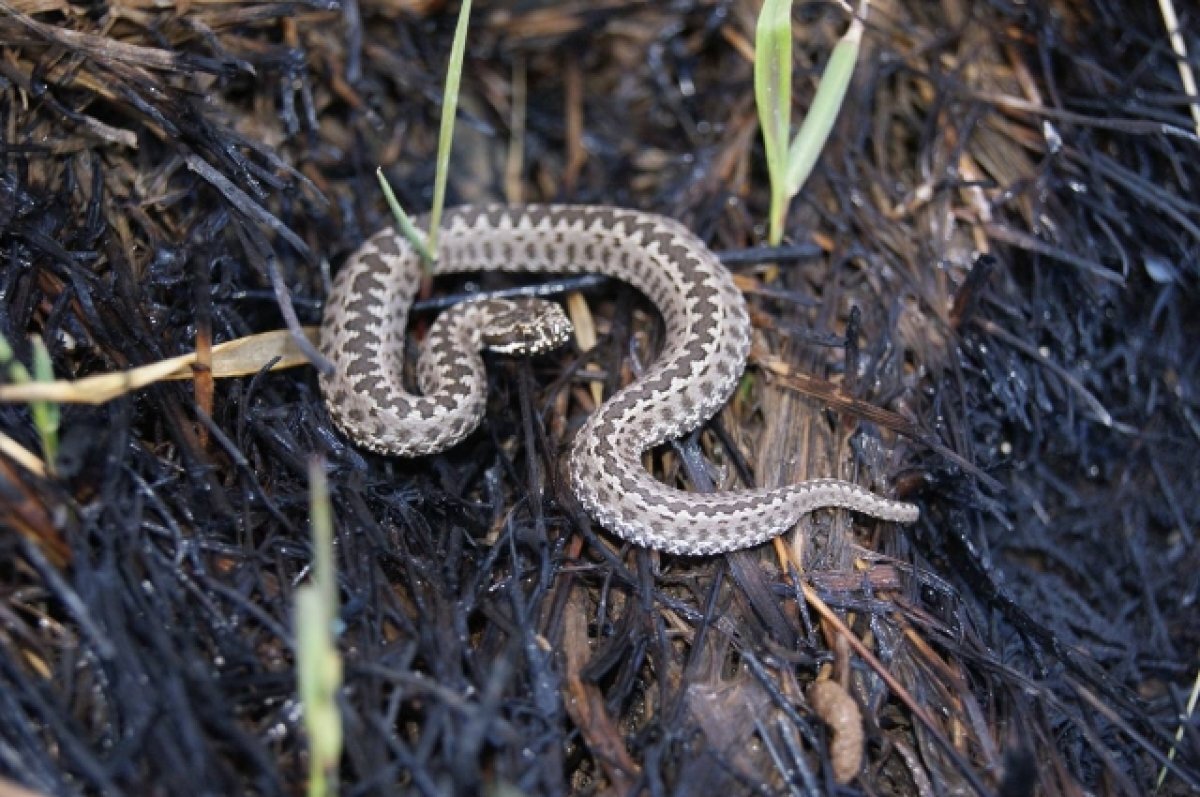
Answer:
[{"xmin": 319, "ymin": 205, "xmax": 919, "ymax": 555}]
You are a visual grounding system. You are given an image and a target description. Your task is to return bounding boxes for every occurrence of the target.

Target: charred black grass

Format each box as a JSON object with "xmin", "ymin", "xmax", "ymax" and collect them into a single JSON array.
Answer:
[{"xmin": 1, "ymin": 1, "xmax": 1198, "ymax": 795}]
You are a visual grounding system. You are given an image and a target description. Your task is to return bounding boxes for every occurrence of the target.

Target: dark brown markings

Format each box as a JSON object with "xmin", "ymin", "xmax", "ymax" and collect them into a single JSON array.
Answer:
[
  {"xmin": 374, "ymin": 233, "xmax": 402, "ymax": 257},
  {"xmin": 344, "ymin": 352, "xmax": 377, "ymax": 378},
  {"xmin": 349, "ymin": 260, "xmax": 387, "ymax": 295},
  {"xmin": 352, "ymin": 374, "xmax": 386, "ymax": 396},
  {"xmin": 590, "ymin": 435, "xmax": 620, "ymax": 469},
  {"xmin": 343, "ymin": 295, "xmax": 380, "ymax": 324},
  {"xmin": 482, "ymin": 205, "xmax": 508, "ymax": 228},
  {"xmin": 437, "ymin": 363, "xmax": 473, "ymax": 383},
  {"xmin": 689, "ymin": 290, "xmax": 720, "ymax": 320},
  {"xmin": 411, "ymin": 397, "xmax": 441, "ymax": 417},
  {"xmin": 640, "ymin": 371, "xmax": 674, "ymax": 395},
  {"xmin": 661, "ymin": 496, "xmax": 693, "ymax": 514},
  {"xmin": 682, "ymin": 337, "xmax": 707, "ymax": 367},
  {"xmin": 634, "ymin": 416, "xmax": 658, "ymax": 436}
]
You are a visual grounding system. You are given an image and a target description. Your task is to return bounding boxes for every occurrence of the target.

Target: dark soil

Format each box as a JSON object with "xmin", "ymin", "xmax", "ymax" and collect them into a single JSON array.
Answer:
[{"xmin": 1, "ymin": 1, "xmax": 1197, "ymax": 795}]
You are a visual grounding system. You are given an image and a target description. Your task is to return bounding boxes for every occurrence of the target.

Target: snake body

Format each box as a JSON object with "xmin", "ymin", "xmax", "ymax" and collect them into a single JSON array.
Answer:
[{"xmin": 319, "ymin": 205, "xmax": 918, "ymax": 555}]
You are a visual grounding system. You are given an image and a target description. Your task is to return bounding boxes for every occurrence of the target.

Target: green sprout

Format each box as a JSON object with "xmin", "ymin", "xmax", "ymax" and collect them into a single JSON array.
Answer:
[
  {"xmin": 0, "ymin": 333, "xmax": 60, "ymax": 474},
  {"xmin": 427, "ymin": 0, "xmax": 472, "ymax": 253},
  {"xmin": 376, "ymin": 167, "xmax": 436, "ymax": 268},
  {"xmin": 1155, "ymin": 666, "xmax": 1200, "ymax": 792},
  {"xmin": 378, "ymin": 0, "xmax": 473, "ymax": 271},
  {"xmin": 296, "ymin": 458, "xmax": 342, "ymax": 797},
  {"xmin": 755, "ymin": 0, "xmax": 866, "ymax": 245}
]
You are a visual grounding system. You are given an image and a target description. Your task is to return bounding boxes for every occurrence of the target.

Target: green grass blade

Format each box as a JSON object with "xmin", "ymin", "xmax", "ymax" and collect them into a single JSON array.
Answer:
[
  {"xmin": 1155, "ymin": 666, "xmax": 1200, "ymax": 792},
  {"xmin": 30, "ymin": 338, "xmax": 59, "ymax": 474},
  {"xmin": 297, "ymin": 459, "xmax": 342, "ymax": 797},
  {"xmin": 784, "ymin": 15, "xmax": 863, "ymax": 197},
  {"xmin": 376, "ymin": 168, "xmax": 435, "ymax": 270},
  {"xmin": 309, "ymin": 459, "xmax": 335, "ymax": 614},
  {"xmin": 0, "ymin": 334, "xmax": 14, "ymax": 370},
  {"xmin": 297, "ymin": 587, "xmax": 341, "ymax": 797},
  {"xmin": 1, "ymin": 333, "xmax": 60, "ymax": 474},
  {"xmin": 754, "ymin": 0, "xmax": 793, "ymax": 245},
  {"xmin": 428, "ymin": 0, "xmax": 473, "ymax": 255}
]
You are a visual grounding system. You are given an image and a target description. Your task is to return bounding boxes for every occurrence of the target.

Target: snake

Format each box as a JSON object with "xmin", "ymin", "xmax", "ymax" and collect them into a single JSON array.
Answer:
[{"xmin": 319, "ymin": 205, "xmax": 919, "ymax": 555}]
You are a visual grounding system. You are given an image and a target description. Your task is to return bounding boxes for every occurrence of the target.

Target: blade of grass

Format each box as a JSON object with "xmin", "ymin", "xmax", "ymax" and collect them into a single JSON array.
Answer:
[
  {"xmin": 754, "ymin": 0, "xmax": 793, "ymax": 246},
  {"xmin": 376, "ymin": 168, "xmax": 435, "ymax": 269},
  {"xmin": 754, "ymin": 1, "xmax": 867, "ymax": 245},
  {"xmin": 309, "ymin": 459, "xmax": 335, "ymax": 614},
  {"xmin": 1155, "ymin": 666, "xmax": 1200, "ymax": 792},
  {"xmin": 784, "ymin": 14, "xmax": 863, "ymax": 197},
  {"xmin": 427, "ymin": 0, "xmax": 473, "ymax": 255},
  {"xmin": 0, "ymin": 333, "xmax": 60, "ymax": 475},
  {"xmin": 1157, "ymin": 0, "xmax": 1200, "ymax": 138},
  {"xmin": 297, "ymin": 459, "xmax": 342, "ymax": 797},
  {"xmin": 29, "ymin": 339, "xmax": 59, "ymax": 473}
]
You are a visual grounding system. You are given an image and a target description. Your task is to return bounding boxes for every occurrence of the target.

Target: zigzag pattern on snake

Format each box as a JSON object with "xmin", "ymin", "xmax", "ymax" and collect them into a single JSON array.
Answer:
[{"xmin": 319, "ymin": 204, "xmax": 919, "ymax": 555}]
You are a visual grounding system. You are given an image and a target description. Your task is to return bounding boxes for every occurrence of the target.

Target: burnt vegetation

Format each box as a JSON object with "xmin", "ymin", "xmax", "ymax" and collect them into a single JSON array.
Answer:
[{"xmin": 1, "ymin": 1, "xmax": 1197, "ymax": 795}]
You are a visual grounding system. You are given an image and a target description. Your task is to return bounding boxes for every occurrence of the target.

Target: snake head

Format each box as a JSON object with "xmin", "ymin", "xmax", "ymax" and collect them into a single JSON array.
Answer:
[{"xmin": 480, "ymin": 298, "xmax": 574, "ymax": 356}]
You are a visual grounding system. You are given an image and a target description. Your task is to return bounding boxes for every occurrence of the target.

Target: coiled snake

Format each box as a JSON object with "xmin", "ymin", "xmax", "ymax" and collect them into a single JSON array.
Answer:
[{"xmin": 319, "ymin": 205, "xmax": 919, "ymax": 555}]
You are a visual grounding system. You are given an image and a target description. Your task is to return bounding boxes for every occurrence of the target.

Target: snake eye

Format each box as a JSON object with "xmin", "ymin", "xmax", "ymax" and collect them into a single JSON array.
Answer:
[{"xmin": 481, "ymin": 298, "xmax": 574, "ymax": 356}]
